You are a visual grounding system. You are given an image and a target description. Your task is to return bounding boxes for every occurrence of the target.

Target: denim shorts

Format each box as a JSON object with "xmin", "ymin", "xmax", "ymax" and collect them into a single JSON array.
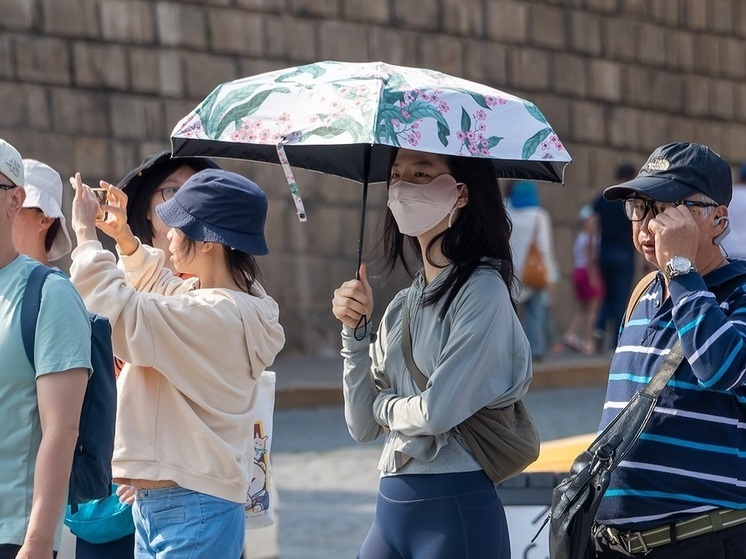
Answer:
[{"xmin": 132, "ymin": 485, "xmax": 244, "ymax": 559}]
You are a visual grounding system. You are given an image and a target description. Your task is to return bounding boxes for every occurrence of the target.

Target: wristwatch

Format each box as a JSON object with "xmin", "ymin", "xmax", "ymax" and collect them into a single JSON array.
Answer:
[{"xmin": 664, "ymin": 256, "xmax": 697, "ymax": 280}]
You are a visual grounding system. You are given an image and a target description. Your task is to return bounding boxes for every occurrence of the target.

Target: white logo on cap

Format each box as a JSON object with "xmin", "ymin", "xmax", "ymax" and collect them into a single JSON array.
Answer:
[
  {"xmin": 4, "ymin": 157, "xmax": 21, "ymax": 178},
  {"xmin": 646, "ymin": 158, "xmax": 670, "ymax": 172}
]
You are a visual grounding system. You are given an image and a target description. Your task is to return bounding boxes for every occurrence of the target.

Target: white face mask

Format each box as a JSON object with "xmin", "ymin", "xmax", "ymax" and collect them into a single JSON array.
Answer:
[{"xmin": 387, "ymin": 174, "xmax": 460, "ymax": 236}]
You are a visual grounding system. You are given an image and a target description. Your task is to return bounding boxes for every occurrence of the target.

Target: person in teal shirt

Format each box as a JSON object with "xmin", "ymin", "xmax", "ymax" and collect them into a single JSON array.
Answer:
[{"xmin": 0, "ymin": 138, "xmax": 90, "ymax": 559}]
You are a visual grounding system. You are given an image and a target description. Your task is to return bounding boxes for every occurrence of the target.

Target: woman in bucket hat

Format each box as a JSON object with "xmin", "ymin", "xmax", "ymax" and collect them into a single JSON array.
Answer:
[
  {"xmin": 69, "ymin": 168, "xmax": 285, "ymax": 559},
  {"xmin": 71, "ymin": 152, "xmax": 219, "ymax": 559}
]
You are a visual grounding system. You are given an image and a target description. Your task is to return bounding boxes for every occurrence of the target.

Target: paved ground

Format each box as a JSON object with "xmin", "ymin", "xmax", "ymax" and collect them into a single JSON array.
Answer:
[
  {"xmin": 272, "ymin": 356, "xmax": 608, "ymax": 559},
  {"xmin": 60, "ymin": 350, "xmax": 611, "ymax": 558}
]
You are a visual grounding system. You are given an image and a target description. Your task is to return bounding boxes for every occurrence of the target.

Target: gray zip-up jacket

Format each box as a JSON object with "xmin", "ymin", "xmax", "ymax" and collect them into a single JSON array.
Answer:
[{"xmin": 341, "ymin": 263, "xmax": 532, "ymax": 475}]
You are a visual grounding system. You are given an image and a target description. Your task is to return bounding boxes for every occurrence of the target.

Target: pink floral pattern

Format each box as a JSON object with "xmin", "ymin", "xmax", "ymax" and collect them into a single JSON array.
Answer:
[{"xmin": 171, "ymin": 61, "xmax": 571, "ymax": 164}]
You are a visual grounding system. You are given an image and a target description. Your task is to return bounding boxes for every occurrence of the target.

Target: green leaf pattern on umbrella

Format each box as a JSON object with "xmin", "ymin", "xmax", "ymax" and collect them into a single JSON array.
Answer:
[
  {"xmin": 172, "ymin": 61, "xmax": 569, "ymax": 163},
  {"xmin": 215, "ymin": 87, "xmax": 290, "ymax": 137},
  {"xmin": 522, "ymin": 128, "xmax": 555, "ymax": 159},
  {"xmin": 274, "ymin": 62, "xmax": 328, "ymax": 83},
  {"xmin": 300, "ymin": 115, "xmax": 366, "ymax": 143},
  {"xmin": 376, "ymin": 91, "xmax": 451, "ymax": 148},
  {"xmin": 523, "ymin": 101, "xmax": 549, "ymax": 125}
]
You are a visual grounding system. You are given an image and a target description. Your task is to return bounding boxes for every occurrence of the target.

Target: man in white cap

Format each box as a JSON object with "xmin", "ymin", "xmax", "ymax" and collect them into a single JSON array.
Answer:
[
  {"xmin": 12, "ymin": 159, "xmax": 73, "ymax": 266},
  {"xmin": 0, "ymin": 138, "xmax": 89, "ymax": 559}
]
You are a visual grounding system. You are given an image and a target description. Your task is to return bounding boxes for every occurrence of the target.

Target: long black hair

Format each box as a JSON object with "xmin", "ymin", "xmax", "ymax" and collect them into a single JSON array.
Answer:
[{"xmin": 381, "ymin": 150, "xmax": 516, "ymax": 317}]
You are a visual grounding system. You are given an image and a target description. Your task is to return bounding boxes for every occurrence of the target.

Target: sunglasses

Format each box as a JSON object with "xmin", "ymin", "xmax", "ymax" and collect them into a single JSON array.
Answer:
[{"xmin": 0, "ymin": 183, "xmax": 18, "ymax": 190}]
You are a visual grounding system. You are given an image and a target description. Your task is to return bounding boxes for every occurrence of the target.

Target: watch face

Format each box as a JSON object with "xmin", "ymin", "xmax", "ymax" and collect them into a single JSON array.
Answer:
[
  {"xmin": 672, "ymin": 257, "xmax": 689, "ymax": 272},
  {"xmin": 666, "ymin": 256, "xmax": 695, "ymax": 278}
]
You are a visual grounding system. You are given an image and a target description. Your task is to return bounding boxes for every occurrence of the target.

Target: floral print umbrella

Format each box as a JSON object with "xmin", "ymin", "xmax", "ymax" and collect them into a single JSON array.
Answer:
[{"xmin": 170, "ymin": 60, "xmax": 571, "ymax": 266}]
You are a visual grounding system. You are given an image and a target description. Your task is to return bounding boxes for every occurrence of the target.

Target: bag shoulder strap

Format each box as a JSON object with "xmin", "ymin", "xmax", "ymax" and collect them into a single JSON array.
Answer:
[
  {"xmin": 623, "ymin": 271, "xmax": 657, "ymax": 326},
  {"xmin": 20, "ymin": 264, "xmax": 60, "ymax": 367},
  {"xmin": 400, "ymin": 289, "xmax": 428, "ymax": 392},
  {"xmin": 641, "ymin": 340, "xmax": 683, "ymax": 397}
]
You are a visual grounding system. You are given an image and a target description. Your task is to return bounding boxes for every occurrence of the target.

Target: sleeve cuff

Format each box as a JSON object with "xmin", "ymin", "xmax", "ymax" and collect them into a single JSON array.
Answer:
[
  {"xmin": 341, "ymin": 322, "xmax": 375, "ymax": 351},
  {"xmin": 117, "ymin": 238, "xmax": 147, "ymax": 271},
  {"xmin": 667, "ymin": 271, "xmax": 707, "ymax": 302},
  {"xmin": 71, "ymin": 239, "xmax": 104, "ymax": 259}
]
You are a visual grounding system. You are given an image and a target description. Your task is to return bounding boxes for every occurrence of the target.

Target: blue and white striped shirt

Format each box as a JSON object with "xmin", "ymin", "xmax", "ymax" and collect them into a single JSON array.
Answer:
[{"xmin": 595, "ymin": 260, "xmax": 746, "ymax": 530}]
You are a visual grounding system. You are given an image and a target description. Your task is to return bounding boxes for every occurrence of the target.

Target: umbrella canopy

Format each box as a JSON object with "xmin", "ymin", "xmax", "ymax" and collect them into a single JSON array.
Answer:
[
  {"xmin": 170, "ymin": 61, "xmax": 571, "ymax": 278},
  {"xmin": 171, "ymin": 60, "xmax": 571, "ymax": 185}
]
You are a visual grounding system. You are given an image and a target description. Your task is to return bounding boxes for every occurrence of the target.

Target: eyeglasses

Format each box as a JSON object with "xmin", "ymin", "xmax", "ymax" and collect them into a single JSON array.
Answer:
[
  {"xmin": 156, "ymin": 187, "xmax": 180, "ymax": 202},
  {"xmin": 0, "ymin": 183, "xmax": 18, "ymax": 190},
  {"xmin": 623, "ymin": 198, "xmax": 719, "ymax": 222}
]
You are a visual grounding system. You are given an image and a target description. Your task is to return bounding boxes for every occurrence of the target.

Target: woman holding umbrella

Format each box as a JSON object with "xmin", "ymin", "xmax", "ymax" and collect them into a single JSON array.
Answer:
[{"xmin": 332, "ymin": 147, "xmax": 533, "ymax": 559}]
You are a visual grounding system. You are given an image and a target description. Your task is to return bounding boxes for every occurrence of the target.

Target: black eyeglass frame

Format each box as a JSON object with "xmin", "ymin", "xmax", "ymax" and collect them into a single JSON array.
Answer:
[
  {"xmin": 622, "ymin": 197, "xmax": 719, "ymax": 222},
  {"xmin": 0, "ymin": 183, "xmax": 18, "ymax": 190},
  {"xmin": 155, "ymin": 187, "xmax": 180, "ymax": 203}
]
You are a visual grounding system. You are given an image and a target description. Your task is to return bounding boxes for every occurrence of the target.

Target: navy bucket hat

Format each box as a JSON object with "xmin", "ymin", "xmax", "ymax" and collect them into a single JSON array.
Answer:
[
  {"xmin": 155, "ymin": 169, "xmax": 269, "ymax": 255},
  {"xmin": 603, "ymin": 142, "xmax": 732, "ymax": 206}
]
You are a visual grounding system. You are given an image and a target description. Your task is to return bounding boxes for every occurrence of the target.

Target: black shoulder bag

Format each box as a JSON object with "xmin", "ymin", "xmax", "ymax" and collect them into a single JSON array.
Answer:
[
  {"xmin": 401, "ymin": 290, "xmax": 540, "ymax": 483},
  {"xmin": 543, "ymin": 271, "xmax": 746, "ymax": 558},
  {"xmin": 540, "ymin": 341, "xmax": 684, "ymax": 559}
]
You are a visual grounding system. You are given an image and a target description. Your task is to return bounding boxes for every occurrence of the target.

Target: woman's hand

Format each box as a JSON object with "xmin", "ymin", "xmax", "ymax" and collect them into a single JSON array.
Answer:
[
  {"xmin": 116, "ymin": 484, "xmax": 136, "ymax": 506},
  {"xmin": 332, "ymin": 263, "xmax": 374, "ymax": 329},
  {"xmin": 71, "ymin": 174, "xmax": 139, "ymax": 255},
  {"xmin": 70, "ymin": 172, "xmax": 102, "ymax": 243}
]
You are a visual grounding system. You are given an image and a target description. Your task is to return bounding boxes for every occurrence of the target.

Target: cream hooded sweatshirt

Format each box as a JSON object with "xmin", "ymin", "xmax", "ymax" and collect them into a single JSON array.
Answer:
[{"xmin": 70, "ymin": 240, "xmax": 285, "ymax": 503}]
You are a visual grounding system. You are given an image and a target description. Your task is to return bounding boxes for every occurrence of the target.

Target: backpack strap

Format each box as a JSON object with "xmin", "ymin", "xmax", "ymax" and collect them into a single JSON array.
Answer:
[
  {"xmin": 20, "ymin": 264, "xmax": 61, "ymax": 368},
  {"xmin": 623, "ymin": 271, "xmax": 658, "ymax": 326}
]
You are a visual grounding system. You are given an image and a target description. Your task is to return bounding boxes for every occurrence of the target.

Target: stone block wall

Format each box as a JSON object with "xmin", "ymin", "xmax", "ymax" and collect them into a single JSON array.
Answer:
[{"xmin": 2, "ymin": 0, "xmax": 745, "ymax": 353}]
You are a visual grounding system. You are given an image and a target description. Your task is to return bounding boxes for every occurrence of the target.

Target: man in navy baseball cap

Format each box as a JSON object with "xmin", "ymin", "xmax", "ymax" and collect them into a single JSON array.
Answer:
[
  {"xmin": 591, "ymin": 143, "xmax": 746, "ymax": 557},
  {"xmin": 603, "ymin": 142, "xmax": 732, "ymax": 206}
]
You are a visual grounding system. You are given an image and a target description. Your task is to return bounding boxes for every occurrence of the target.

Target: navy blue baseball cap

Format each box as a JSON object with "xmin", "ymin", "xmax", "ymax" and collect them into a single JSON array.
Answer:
[
  {"xmin": 156, "ymin": 169, "xmax": 269, "ymax": 255},
  {"xmin": 604, "ymin": 143, "xmax": 732, "ymax": 206}
]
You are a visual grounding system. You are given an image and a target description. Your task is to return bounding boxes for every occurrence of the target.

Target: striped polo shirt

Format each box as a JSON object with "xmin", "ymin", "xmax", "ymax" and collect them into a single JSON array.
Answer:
[{"xmin": 595, "ymin": 260, "xmax": 746, "ymax": 530}]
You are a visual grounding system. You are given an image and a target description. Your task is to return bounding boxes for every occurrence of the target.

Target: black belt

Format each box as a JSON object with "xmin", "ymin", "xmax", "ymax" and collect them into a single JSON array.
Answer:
[{"xmin": 602, "ymin": 509, "xmax": 746, "ymax": 554}]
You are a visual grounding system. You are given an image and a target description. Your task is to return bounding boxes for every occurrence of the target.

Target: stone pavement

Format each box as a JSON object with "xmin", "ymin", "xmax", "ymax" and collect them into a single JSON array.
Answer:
[
  {"xmin": 271, "ymin": 349, "xmax": 612, "ymax": 410},
  {"xmin": 268, "ymin": 350, "xmax": 612, "ymax": 559},
  {"xmin": 58, "ymin": 350, "xmax": 612, "ymax": 559}
]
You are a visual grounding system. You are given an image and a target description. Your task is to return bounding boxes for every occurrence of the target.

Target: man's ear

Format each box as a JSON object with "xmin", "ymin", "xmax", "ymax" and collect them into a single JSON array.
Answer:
[
  {"xmin": 713, "ymin": 213, "xmax": 730, "ymax": 245},
  {"xmin": 7, "ymin": 187, "xmax": 26, "ymax": 216}
]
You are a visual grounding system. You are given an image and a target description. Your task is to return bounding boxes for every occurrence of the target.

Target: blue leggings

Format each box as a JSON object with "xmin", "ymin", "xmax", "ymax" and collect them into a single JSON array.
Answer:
[{"xmin": 358, "ymin": 471, "xmax": 510, "ymax": 559}]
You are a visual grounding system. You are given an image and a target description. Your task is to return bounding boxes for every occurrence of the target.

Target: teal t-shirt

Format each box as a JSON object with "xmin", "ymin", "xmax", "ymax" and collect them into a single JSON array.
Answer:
[{"xmin": 0, "ymin": 255, "xmax": 92, "ymax": 547}]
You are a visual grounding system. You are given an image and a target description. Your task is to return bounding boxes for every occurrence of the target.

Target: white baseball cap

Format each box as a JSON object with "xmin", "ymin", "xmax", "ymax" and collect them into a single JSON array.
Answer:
[
  {"xmin": 22, "ymin": 159, "xmax": 73, "ymax": 261},
  {"xmin": 0, "ymin": 139, "xmax": 24, "ymax": 187}
]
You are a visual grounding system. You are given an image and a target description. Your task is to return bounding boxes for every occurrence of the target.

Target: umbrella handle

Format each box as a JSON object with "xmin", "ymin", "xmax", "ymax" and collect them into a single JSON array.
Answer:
[
  {"xmin": 355, "ymin": 144, "xmax": 372, "ymax": 278},
  {"xmin": 353, "ymin": 144, "xmax": 373, "ymax": 341}
]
